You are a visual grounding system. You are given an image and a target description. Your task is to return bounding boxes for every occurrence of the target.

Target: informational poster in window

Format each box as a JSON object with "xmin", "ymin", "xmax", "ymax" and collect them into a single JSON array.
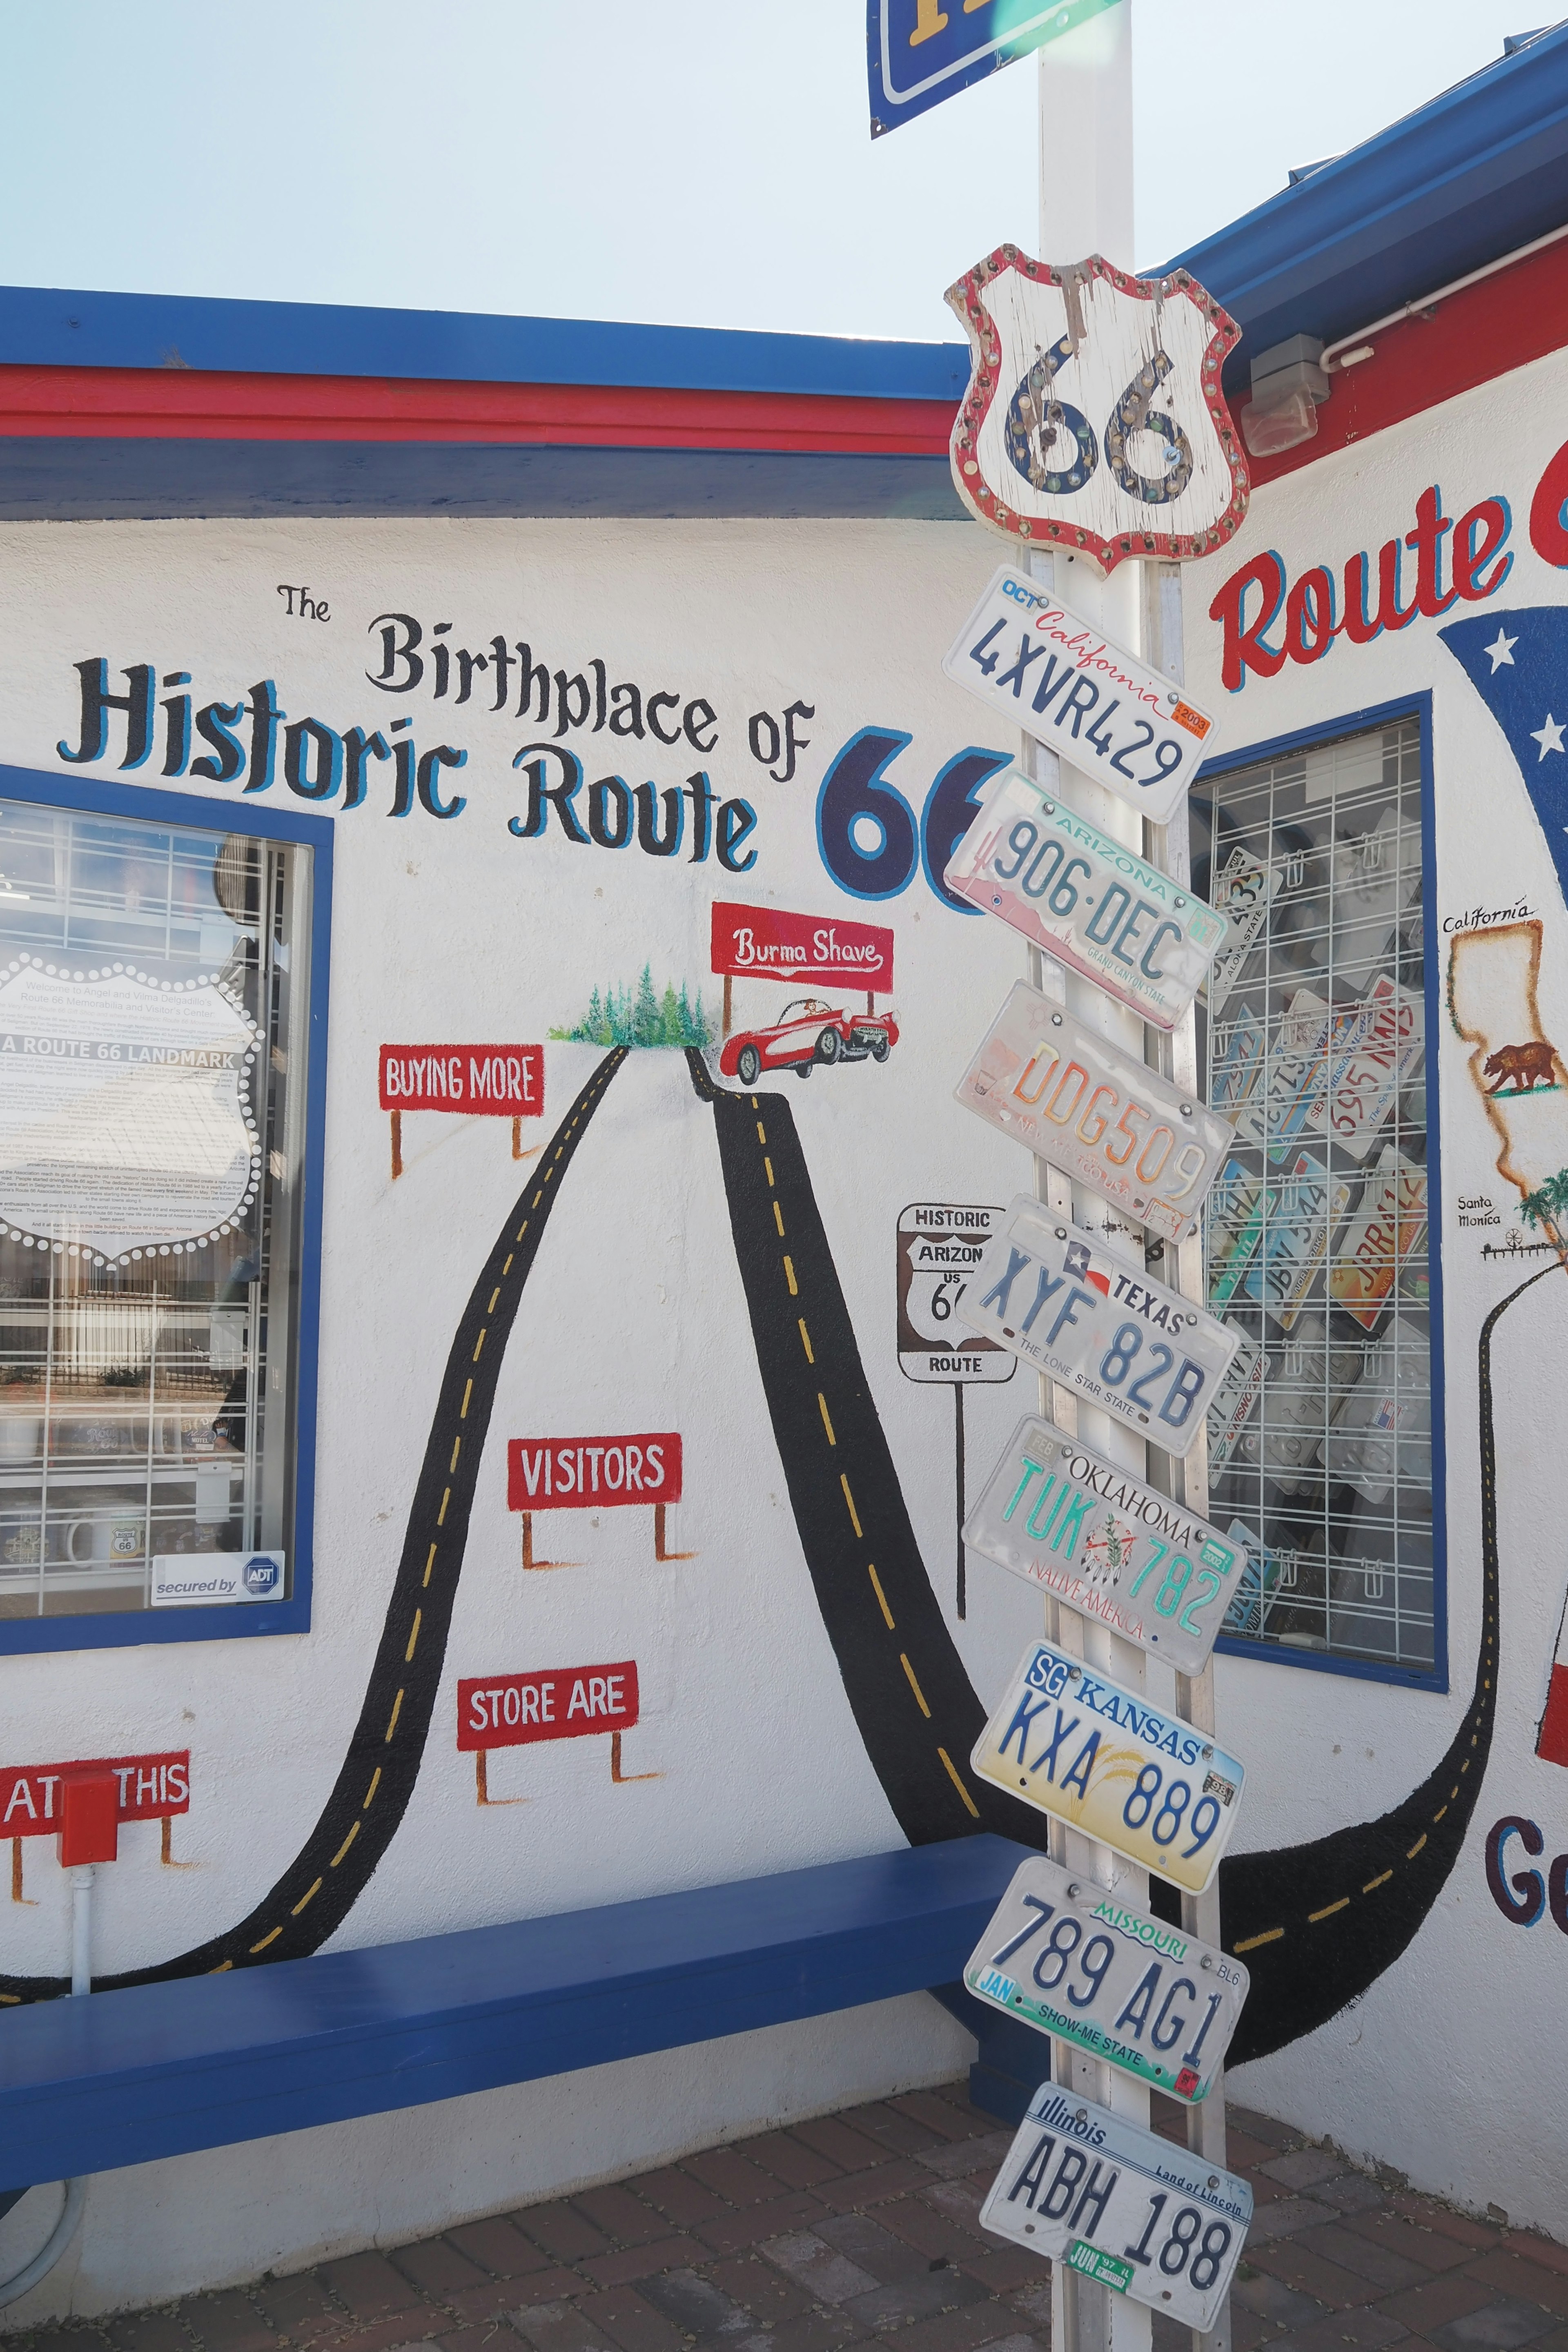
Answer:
[{"xmin": 0, "ymin": 956, "xmax": 260, "ymax": 1265}]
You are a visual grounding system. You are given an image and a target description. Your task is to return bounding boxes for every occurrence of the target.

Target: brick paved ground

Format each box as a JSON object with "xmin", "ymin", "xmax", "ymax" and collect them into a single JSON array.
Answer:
[{"xmin": 8, "ymin": 2080, "xmax": 1568, "ymax": 2352}]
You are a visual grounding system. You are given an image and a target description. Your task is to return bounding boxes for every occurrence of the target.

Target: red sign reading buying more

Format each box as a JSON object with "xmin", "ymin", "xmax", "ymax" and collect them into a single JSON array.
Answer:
[
  {"xmin": 710, "ymin": 902, "xmax": 894, "ymax": 991},
  {"xmin": 0, "ymin": 1751, "xmax": 189, "ymax": 1838},
  {"xmin": 457, "ymin": 1661, "xmax": 639, "ymax": 1752},
  {"xmin": 508, "ymin": 1433, "xmax": 681, "ymax": 1511},
  {"xmin": 379, "ymin": 1045, "xmax": 543, "ymax": 1116}
]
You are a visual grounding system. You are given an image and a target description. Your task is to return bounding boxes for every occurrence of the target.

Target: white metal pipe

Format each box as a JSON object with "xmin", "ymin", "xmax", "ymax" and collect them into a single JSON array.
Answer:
[
  {"xmin": 1321, "ymin": 218, "xmax": 1568, "ymax": 370},
  {"xmin": 69, "ymin": 1864, "xmax": 94, "ymax": 1997}
]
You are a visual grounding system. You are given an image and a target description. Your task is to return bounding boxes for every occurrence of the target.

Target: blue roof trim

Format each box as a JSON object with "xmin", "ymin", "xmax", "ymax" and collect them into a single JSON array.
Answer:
[
  {"xmin": 0, "ymin": 283, "xmax": 970, "ymax": 403},
  {"xmin": 0, "ymin": 438, "xmax": 969, "ymax": 521},
  {"xmin": 1164, "ymin": 22, "xmax": 1568, "ymax": 377}
]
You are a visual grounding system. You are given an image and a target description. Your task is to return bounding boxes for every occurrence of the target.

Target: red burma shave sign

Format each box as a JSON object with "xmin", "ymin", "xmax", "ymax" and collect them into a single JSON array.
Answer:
[{"xmin": 710, "ymin": 902, "xmax": 893, "ymax": 990}]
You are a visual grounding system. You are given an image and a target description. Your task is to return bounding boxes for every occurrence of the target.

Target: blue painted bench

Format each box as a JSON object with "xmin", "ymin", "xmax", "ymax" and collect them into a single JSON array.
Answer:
[{"xmin": 0, "ymin": 1834, "xmax": 1046, "ymax": 2190}]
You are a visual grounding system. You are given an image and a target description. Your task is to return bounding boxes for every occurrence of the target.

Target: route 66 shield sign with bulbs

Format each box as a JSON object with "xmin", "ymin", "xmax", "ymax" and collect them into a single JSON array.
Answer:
[{"xmin": 945, "ymin": 246, "xmax": 1249, "ymax": 570}]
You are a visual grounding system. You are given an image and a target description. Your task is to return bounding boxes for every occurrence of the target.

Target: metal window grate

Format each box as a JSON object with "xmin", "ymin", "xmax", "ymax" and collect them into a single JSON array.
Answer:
[{"xmin": 1192, "ymin": 718, "xmax": 1433, "ymax": 1671}]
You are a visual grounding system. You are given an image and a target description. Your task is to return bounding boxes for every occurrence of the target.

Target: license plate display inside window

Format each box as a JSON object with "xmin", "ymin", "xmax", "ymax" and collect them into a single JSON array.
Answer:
[{"xmin": 1192, "ymin": 719, "xmax": 1433, "ymax": 1672}]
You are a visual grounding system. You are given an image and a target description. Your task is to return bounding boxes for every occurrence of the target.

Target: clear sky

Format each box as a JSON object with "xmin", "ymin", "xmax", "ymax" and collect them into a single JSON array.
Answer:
[{"xmin": 0, "ymin": 3, "xmax": 1553, "ymax": 345}]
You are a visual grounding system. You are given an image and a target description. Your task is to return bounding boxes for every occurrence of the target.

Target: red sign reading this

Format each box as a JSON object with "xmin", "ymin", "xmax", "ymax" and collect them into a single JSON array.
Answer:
[
  {"xmin": 457, "ymin": 1661, "xmax": 639, "ymax": 1751},
  {"xmin": 379, "ymin": 1045, "xmax": 543, "ymax": 1117},
  {"xmin": 710, "ymin": 902, "xmax": 894, "ymax": 992},
  {"xmin": 507, "ymin": 1432, "xmax": 681, "ymax": 1511},
  {"xmin": 0, "ymin": 1751, "xmax": 189, "ymax": 1839}
]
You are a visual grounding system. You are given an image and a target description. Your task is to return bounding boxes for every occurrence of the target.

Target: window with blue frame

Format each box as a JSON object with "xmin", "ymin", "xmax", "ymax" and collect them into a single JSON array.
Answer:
[
  {"xmin": 0, "ymin": 776, "xmax": 324, "ymax": 1640},
  {"xmin": 1190, "ymin": 711, "xmax": 1439, "ymax": 1680}
]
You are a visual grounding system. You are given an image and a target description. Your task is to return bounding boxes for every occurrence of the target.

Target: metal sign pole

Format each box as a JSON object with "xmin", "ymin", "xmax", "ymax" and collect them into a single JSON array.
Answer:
[{"xmin": 1027, "ymin": 17, "xmax": 1229, "ymax": 2352}]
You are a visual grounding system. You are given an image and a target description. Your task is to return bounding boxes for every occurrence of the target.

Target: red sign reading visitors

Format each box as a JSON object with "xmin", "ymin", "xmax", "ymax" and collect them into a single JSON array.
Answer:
[
  {"xmin": 507, "ymin": 1432, "xmax": 682, "ymax": 1511},
  {"xmin": 710, "ymin": 902, "xmax": 894, "ymax": 991},
  {"xmin": 457, "ymin": 1662, "xmax": 640, "ymax": 1752},
  {"xmin": 0, "ymin": 1751, "xmax": 189, "ymax": 1839},
  {"xmin": 379, "ymin": 1045, "xmax": 543, "ymax": 1116}
]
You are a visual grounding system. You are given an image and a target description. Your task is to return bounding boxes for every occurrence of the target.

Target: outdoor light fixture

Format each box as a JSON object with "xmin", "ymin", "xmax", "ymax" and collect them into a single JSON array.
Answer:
[{"xmin": 1241, "ymin": 332, "xmax": 1330, "ymax": 457}]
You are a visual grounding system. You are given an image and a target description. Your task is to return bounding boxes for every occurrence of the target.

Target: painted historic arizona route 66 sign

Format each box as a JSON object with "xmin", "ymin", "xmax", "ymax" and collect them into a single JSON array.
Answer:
[{"xmin": 945, "ymin": 247, "xmax": 1249, "ymax": 569}]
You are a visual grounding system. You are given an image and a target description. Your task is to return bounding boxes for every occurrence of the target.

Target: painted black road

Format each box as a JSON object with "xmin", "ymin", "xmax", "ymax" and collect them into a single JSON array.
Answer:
[
  {"xmin": 692, "ymin": 1050, "xmax": 1548, "ymax": 2065},
  {"xmin": 0, "ymin": 1049, "xmax": 628, "ymax": 2004}
]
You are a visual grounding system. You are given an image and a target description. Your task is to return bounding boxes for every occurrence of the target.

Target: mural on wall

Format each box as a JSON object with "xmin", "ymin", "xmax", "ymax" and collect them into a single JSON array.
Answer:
[{"xmin": 10, "ymin": 538, "xmax": 1568, "ymax": 2088}]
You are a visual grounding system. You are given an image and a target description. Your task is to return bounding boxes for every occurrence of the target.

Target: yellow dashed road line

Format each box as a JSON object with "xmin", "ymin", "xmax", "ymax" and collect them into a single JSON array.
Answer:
[
  {"xmin": 817, "ymin": 1392, "xmax": 837, "ymax": 1446},
  {"xmin": 900, "ymin": 1654, "xmax": 931, "ymax": 1717}
]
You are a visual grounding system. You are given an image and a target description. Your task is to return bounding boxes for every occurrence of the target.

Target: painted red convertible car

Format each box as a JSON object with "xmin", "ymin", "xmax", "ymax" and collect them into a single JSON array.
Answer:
[{"xmin": 719, "ymin": 997, "xmax": 900, "ymax": 1085}]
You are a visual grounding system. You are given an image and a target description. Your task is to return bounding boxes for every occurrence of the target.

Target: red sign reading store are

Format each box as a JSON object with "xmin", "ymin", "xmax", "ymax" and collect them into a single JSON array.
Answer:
[
  {"xmin": 379, "ymin": 1045, "xmax": 543, "ymax": 1116},
  {"xmin": 710, "ymin": 902, "xmax": 894, "ymax": 991},
  {"xmin": 507, "ymin": 1432, "xmax": 681, "ymax": 1511},
  {"xmin": 457, "ymin": 1662, "xmax": 640, "ymax": 1752},
  {"xmin": 0, "ymin": 1751, "xmax": 190, "ymax": 1838}
]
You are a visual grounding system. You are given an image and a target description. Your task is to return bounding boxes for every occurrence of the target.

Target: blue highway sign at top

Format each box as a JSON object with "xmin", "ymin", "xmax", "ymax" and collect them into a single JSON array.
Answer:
[{"xmin": 868, "ymin": 0, "xmax": 1122, "ymax": 136}]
